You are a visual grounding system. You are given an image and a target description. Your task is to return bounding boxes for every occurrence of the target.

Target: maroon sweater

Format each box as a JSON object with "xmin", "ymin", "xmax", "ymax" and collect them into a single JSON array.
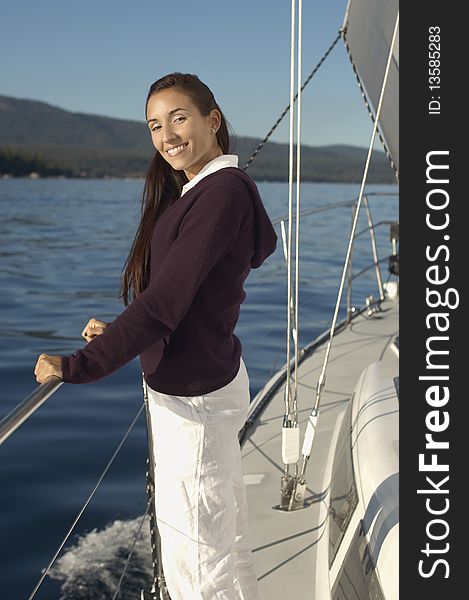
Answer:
[{"xmin": 61, "ymin": 167, "xmax": 277, "ymax": 395}]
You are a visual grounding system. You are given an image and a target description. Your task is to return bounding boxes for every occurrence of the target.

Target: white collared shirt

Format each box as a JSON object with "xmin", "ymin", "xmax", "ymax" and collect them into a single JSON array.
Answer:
[{"xmin": 180, "ymin": 154, "xmax": 239, "ymax": 197}]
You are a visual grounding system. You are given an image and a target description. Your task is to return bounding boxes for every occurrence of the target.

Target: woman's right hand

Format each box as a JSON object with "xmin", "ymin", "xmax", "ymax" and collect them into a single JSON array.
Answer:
[{"xmin": 81, "ymin": 318, "xmax": 109, "ymax": 343}]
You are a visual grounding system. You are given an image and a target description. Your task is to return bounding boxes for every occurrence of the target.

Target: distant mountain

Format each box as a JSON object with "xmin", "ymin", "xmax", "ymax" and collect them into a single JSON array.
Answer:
[{"xmin": 0, "ymin": 95, "xmax": 395, "ymax": 182}]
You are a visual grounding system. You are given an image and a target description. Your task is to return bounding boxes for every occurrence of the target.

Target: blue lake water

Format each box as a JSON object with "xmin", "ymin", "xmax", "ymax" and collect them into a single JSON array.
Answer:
[{"xmin": 0, "ymin": 178, "xmax": 398, "ymax": 599}]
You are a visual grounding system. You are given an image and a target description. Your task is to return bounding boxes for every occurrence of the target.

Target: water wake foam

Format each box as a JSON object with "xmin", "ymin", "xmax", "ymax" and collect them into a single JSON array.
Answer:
[{"xmin": 48, "ymin": 515, "xmax": 154, "ymax": 599}]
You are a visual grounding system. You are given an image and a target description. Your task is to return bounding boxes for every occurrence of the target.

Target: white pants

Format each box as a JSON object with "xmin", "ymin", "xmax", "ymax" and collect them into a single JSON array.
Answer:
[{"xmin": 146, "ymin": 358, "xmax": 259, "ymax": 600}]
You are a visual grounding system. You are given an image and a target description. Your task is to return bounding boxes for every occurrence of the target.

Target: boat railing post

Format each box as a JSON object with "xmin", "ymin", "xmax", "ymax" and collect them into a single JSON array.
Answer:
[{"xmin": 364, "ymin": 195, "xmax": 385, "ymax": 301}]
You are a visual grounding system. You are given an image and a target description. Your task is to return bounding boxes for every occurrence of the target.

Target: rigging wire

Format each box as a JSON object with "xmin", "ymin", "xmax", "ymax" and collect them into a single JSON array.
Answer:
[
  {"xmin": 285, "ymin": 0, "xmax": 296, "ymax": 428},
  {"xmin": 278, "ymin": 0, "xmax": 296, "ymax": 487},
  {"xmin": 241, "ymin": 32, "xmax": 341, "ymax": 172},
  {"xmin": 26, "ymin": 402, "xmax": 145, "ymax": 600},
  {"xmin": 293, "ymin": 0, "xmax": 303, "ymax": 424},
  {"xmin": 280, "ymin": 0, "xmax": 303, "ymax": 493},
  {"xmin": 341, "ymin": 28, "xmax": 399, "ymax": 182},
  {"xmin": 297, "ymin": 11, "xmax": 401, "ymax": 487},
  {"xmin": 314, "ymin": 11, "xmax": 400, "ymax": 414}
]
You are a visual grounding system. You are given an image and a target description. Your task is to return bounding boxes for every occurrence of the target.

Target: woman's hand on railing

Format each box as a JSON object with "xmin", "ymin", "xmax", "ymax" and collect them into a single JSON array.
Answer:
[
  {"xmin": 32, "ymin": 319, "xmax": 109, "ymax": 384},
  {"xmin": 81, "ymin": 318, "xmax": 109, "ymax": 342},
  {"xmin": 34, "ymin": 354, "xmax": 63, "ymax": 384}
]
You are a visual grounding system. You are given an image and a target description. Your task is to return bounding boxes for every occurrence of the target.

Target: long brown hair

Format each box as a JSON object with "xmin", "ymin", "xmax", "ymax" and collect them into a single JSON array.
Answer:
[{"xmin": 120, "ymin": 72, "xmax": 233, "ymax": 306}]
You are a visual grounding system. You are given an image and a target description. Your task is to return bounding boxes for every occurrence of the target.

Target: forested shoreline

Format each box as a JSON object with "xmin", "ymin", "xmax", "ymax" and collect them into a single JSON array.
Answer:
[{"xmin": 0, "ymin": 95, "xmax": 395, "ymax": 182}]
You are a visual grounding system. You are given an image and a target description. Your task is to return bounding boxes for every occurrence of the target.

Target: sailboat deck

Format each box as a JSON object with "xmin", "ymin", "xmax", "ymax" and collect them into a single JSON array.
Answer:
[{"xmin": 242, "ymin": 298, "xmax": 399, "ymax": 599}]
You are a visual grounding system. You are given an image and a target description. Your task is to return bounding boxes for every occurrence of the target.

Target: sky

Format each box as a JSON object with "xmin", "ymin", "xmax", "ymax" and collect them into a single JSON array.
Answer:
[{"xmin": 0, "ymin": 0, "xmax": 374, "ymax": 148}]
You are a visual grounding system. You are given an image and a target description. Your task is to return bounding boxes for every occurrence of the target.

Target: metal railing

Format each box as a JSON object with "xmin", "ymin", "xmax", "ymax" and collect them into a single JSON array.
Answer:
[{"xmin": 0, "ymin": 377, "xmax": 63, "ymax": 445}]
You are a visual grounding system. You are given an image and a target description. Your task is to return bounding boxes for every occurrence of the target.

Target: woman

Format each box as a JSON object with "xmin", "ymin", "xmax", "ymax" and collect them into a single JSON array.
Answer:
[{"xmin": 34, "ymin": 72, "xmax": 277, "ymax": 599}]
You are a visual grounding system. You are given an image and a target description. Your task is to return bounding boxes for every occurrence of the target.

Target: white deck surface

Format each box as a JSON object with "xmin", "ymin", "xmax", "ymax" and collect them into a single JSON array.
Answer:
[{"xmin": 241, "ymin": 299, "xmax": 399, "ymax": 599}]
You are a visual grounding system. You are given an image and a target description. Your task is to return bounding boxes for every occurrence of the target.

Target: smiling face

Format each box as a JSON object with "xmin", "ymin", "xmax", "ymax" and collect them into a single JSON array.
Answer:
[{"xmin": 146, "ymin": 88, "xmax": 223, "ymax": 181}]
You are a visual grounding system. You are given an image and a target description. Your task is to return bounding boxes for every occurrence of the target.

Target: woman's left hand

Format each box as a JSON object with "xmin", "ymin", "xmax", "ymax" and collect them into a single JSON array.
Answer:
[{"xmin": 34, "ymin": 354, "xmax": 63, "ymax": 384}]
